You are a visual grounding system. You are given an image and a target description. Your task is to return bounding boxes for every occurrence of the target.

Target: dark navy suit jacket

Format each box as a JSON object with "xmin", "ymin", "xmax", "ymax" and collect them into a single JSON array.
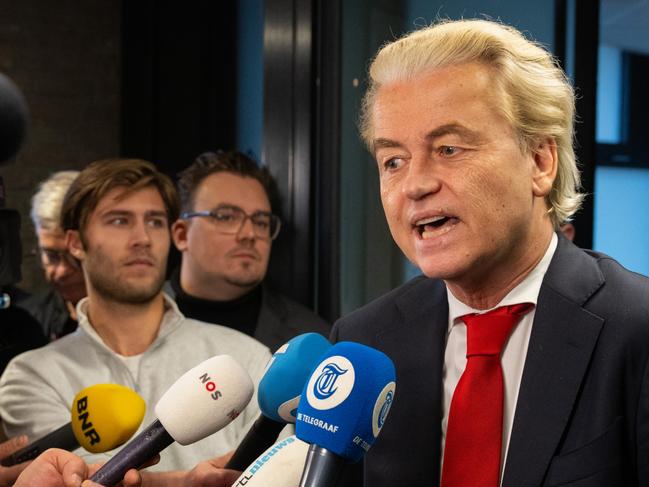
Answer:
[{"xmin": 332, "ymin": 234, "xmax": 649, "ymax": 486}]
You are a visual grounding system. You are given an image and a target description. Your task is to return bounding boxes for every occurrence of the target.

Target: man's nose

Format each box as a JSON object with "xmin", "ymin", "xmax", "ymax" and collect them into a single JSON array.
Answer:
[
  {"xmin": 52, "ymin": 256, "xmax": 77, "ymax": 280},
  {"xmin": 402, "ymin": 155, "xmax": 442, "ymax": 200},
  {"xmin": 131, "ymin": 221, "xmax": 153, "ymax": 246},
  {"xmin": 236, "ymin": 216, "xmax": 257, "ymax": 241}
]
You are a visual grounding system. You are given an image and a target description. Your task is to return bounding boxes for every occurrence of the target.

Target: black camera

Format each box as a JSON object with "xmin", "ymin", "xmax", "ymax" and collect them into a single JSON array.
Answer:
[{"xmin": 0, "ymin": 72, "xmax": 29, "ymax": 298}]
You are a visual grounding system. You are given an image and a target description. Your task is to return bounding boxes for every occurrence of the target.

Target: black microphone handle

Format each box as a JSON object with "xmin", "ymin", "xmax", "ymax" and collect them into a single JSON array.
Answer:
[
  {"xmin": 0, "ymin": 422, "xmax": 78, "ymax": 466},
  {"xmin": 299, "ymin": 444, "xmax": 346, "ymax": 487},
  {"xmin": 89, "ymin": 419, "xmax": 174, "ymax": 487},
  {"xmin": 225, "ymin": 414, "xmax": 286, "ymax": 471}
]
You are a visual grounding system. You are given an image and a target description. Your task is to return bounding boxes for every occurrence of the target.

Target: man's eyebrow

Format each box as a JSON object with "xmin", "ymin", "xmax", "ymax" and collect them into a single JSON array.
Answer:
[
  {"xmin": 99, "ymin": 209, "xmax": 167, "ymax": 219},
  {"xmin": 100, "ymin": 209, "xmax": 133, "ymax": 218},
  {"xmin": 145, "ymin": 210, "xmax": 168, "ymax": 218},
  {"xmin": 426, "ymin": 124, "xmax": 485, "ymax": 144},
  {"xmin": 371, "ymin": 138, "xmax": 402, "ymax": 156},
  {"xmin": 372, "ymin": 138, "xmax": 401, "ymax": 150},
  {"xmin": 371, "ymin": 124, "xmax": 485, "ymax": 154}
]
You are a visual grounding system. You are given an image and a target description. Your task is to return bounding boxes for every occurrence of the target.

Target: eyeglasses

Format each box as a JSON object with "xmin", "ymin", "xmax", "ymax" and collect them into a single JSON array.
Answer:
[
  {"xmin": 40, "ymin": 248, "xmax": 80, "ymax": 269},
  {"xmin": 181, "ymin": 205, "xmax": 281, "ymax": 240}
]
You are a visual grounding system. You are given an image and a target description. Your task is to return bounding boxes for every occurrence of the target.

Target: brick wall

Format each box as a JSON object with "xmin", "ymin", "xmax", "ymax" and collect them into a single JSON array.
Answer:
[{"xmin": 0, "ymin": 0, "xmax": 121, "ymax": 293}]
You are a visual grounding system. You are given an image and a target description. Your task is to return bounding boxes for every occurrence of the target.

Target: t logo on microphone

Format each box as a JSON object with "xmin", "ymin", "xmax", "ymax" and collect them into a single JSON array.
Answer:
[
  {"xmin": 314, "ymin": 363, "xmax": 348, "ymax": 399},
  {"xmin": 199, "ymin": 373, "xmax": 223, "ymax": 400},
  {"xmin": 371, "ymin": 382, "xmax": 396, "ymax": 438},
  {"xmin": 306, "ymin": 356, "xmax": 355, "ymax": 410}
]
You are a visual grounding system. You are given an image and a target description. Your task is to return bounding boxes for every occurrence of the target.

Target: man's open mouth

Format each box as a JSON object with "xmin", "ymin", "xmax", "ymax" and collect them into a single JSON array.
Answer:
[{"xmin": 415, "ymin": 215, "xmax": 458, "ymax": 238}]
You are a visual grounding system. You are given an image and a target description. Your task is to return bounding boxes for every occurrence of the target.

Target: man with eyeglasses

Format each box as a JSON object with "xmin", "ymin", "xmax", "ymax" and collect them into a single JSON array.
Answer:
[
  {"xmin": 167, "ymin": 150, "xmax": 329, "ymax": 352},
  {"xmin": 17, "ymin": 171, "xmax": 86, "ymax": 340}
]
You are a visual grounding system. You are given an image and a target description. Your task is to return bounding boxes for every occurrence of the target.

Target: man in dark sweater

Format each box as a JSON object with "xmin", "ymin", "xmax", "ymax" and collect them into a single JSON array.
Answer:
[
  {"xmin": 166, "ymin": 150, "xmax": 329, "ymax": 351},
  {"xmin": 16, "ymin": 171, "xmax": 86, "ymax": 340}
]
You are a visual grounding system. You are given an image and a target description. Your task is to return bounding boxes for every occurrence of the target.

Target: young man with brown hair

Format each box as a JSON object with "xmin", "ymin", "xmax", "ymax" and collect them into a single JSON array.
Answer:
[{"xmin": 0, "ymin": 159, "xmax": 270, "ymax": 479}]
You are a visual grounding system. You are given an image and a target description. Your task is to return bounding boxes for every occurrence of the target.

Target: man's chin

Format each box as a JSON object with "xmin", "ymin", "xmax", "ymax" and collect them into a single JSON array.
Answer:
[
  {"xmin": 109, "ymin": 284, "xmax": 164, "ymax": 304},
  {"xmin": 225, "ymin": 275, "xmax": 264, "ymax": 289},
  {"xmin": 56, "ymin": 287, "xmax": 87, "ymax": 304},
  {"xmin": 90, "ymin": 275, "xmax": 165, "ymax": 305}
]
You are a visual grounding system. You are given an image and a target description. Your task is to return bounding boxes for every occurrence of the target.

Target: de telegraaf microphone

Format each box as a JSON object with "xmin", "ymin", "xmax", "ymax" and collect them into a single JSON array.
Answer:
[
  {"xmin": 230, "ymin": 434, "xmax": 309, "ymax": 487},
  {"xmin": 295, "ymin": 341, "xmax": 396, "ymax": 487},
  {"xmin": 1, "ymin": 383, "xmax": 145, "ymax": 466},
  {"xmin": 90, "ymin": 354, "xmax": 254, "ymax": 486},
  {"xmin": 225, "ymin": 332, "xmax": 331, "ymax": 471}
]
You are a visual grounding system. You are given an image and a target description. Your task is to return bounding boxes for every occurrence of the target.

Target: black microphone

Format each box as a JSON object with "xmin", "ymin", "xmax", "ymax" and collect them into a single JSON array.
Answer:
[
  {"xmin": 90, "ymin": 355, "xmax": 253, "ymax": 486},
  {"xmin": 225, "ymin": 332, "xmax": 331, "ymax": 471},
  {"xmin": 1, "ymin": 384, "xmax": 145, "ymax": 467}
]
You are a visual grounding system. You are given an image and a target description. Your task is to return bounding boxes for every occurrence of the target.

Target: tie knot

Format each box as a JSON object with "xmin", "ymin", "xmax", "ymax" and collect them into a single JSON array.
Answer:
[{"xmin": 461, "ymin": 303, "xmax": 534, "ymax": 357}]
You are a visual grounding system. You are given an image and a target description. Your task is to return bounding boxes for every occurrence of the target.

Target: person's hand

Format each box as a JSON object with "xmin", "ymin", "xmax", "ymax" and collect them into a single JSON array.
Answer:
[
  {"xmin": 14, "ymin": 448, "xmax": 88, "ymax": 487},
  {"xmin": 11, "ymin": 447, "xmax": 146, "ymax": 487},
  {"xmin": 0, "ymin": 436, "xmax": 30, "ymax": 486},
  {"xmin": 139, "ymin": 452, "xmax": 239, "ymax": 487},
  {"xmin": 82, "ymin": 467, "xmax": 142, "ymax": 487},
  {"xmin": 84, "ymin": 454, "xmax": 161, "ymax": 487},
  {"xmin": 182, "ymin": 456, "xmax": 241, "ymax": 487}
]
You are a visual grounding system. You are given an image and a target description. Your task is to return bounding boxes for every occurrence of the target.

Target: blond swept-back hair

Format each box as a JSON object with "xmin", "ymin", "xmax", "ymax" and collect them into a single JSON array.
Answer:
[
  {"xmin": 31, "ymin": 170, "xmax": 80, "ymax": 231},
  {"xmin": 360, "ymin": 19, "xmax": 584, "ymax": 228}
]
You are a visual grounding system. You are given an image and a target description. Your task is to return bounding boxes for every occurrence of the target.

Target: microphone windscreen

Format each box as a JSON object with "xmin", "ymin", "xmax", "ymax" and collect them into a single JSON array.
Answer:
[
  {"xmin": 0, "ymin": 72, "xmax": 28, "ymax": 164},
  {"xmin": 258, "ymin": 333, "xmax": 331, "ymax": 423},
  {"xmin": 155, "ymin": 354, "xmax": 253, "ymax": 445},
  {"xmin": 230, "ymin": 435, "xmax": 309, "ymax": 487},
  {"xmin": 295, "ymin": 342, "xmax": 396, "ymax": 463},
  {"xmin": 71, "ymin": 384, "xmax": 146, "ymax": 453}
]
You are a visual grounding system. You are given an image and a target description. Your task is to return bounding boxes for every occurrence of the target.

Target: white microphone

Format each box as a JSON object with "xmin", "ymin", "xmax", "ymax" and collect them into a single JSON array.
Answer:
[
  {"xmin": 230, "ymin": 435, "xmax": 309, "ymax": 487},
  {"xmin": 91, "ymin": 355, "xmax": 254, "ymax": 486}
]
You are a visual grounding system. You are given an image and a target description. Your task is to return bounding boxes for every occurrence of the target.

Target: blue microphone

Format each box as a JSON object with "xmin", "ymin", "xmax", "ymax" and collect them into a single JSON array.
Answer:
[
  {"xmin": 295, "ymin": 341, "xmax": 396, "ymax": 487},
  {"xmin": 225, "ymin": 332, "xmax": 332, "ymax": 470}
]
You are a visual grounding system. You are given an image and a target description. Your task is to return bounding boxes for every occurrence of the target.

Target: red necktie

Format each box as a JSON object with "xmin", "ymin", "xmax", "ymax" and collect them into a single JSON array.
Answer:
[{"xmin": 441, "ymin": 303, "xmax": 534, "ymax": 487}]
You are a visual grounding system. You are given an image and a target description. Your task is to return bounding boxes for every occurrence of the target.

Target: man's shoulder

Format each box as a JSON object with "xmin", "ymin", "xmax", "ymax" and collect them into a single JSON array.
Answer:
[
  {"xmin": 545, "ymin": 241, "xmax": 649, "ymax": 346},
  {"xmin": 16, "ymin": 287, "xmax": 60, "ymax": 307},
  {"xmin": 14, "ymin": 288, "xmax": 71, "ymax": 338},
  {"xmin": 586, "ymin": 249, "xmax": 649, "ymax": 286},
  {"xmin": 1, "ymin": 330, "xmax": 87, "ymax": 381},
  {"xmin": 333, "ymin": 275, "xmax": 444, "ymax": 339},
  {"xmin": 584, "ymin": 249, "xmax": 649, "ymax": 319},
  {"xmin": 180, "ymin": 317, "xmax": 271, "ymax": 354},
  {"xmin": 552, "ymin": 241, "xmax": 649, "ymax": 308},
  {"xmin": 263, "ymin": 287, "xmax": 329, "ymax": 327}
]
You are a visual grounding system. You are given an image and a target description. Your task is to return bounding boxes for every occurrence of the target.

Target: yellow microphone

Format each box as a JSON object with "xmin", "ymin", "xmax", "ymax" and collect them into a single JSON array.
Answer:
[{"xmin": 1, "ymin": 383, "xmax": 145, "ymax": 466}]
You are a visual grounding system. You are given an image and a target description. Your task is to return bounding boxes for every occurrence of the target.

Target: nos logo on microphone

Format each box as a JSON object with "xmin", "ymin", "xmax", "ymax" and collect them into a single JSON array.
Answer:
[
  {"xmin": 306, "ymin": 356, "xmax": 355, "ymax": 410},
  {"xmin": 372, "ymin": 382, "xmax": 396, "ymax": 438}
]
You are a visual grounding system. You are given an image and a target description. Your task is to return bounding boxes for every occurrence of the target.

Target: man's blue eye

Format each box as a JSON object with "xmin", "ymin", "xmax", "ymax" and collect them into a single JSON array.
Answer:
[
  {"xmin": 385, "ymin": 158, "xmax": 402, "ymax": 170},
  {"xmin": 441, "ymin": 146, "xmax": 458, "ymax": 156}
]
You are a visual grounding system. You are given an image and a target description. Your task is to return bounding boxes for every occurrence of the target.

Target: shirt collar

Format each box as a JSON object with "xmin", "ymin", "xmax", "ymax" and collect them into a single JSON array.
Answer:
[
  {"xmin": 75, "ymin": 292, "xmax": 185, "ymax": 353},
  {"xmin": 446, "ymin": 232, "xmax": 558, "ymax": 327}
]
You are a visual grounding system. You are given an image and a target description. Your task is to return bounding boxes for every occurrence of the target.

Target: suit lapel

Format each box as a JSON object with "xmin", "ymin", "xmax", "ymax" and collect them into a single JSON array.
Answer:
[
  {"xmin": 503, "ymin": 236, "xmax": 605, "ymax": 487},
  {"xmin": 389, "ymin": 278, "xmax": 448, "ymax": 483}
]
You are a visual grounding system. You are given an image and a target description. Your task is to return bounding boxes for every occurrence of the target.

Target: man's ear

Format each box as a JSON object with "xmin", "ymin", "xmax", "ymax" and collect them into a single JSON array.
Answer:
[
  {"xmin": 531, "ymin": 137, "xmax": 558, "ymax": 198},
  {"xmin": 171, "ymin": 220, "xmax": 189, "ymax": 252},
  {"xmin": 66, "ymin": 230, "xmax": 86, "ymax": 261}
]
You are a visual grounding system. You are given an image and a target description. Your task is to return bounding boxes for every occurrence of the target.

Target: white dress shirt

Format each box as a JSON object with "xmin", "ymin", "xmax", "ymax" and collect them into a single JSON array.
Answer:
[{"xmin": 441, "ymin": 233, "xmax": 558, "ymax": 484}]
